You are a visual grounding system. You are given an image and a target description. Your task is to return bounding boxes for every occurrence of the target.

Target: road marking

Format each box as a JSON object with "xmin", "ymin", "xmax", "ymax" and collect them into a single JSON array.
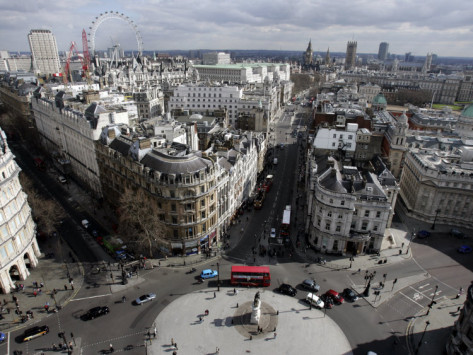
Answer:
[
  {"xmin": 399, "ymin": 291, "xmax": 424, "ymax": 308},
  {"xmin": 71, "ymin": 294, "xmax": 111, "ymax": 302},
  {"xmin": 412, "ymin": 292, "xmax": 423, "ymax": 301},
  {"xmin": 418, "ymin": 284, "xmax": 430, "ymax": 289}
]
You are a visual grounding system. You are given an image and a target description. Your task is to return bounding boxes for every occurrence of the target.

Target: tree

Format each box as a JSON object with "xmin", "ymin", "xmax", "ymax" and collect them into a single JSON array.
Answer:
[
  {"xmin": 393, "ymin": 89, "xmax": 432, "ymax": 107},
  {"xmin": 117, "ymin": 187, "xmax": 167, "ymax": 257},
  {"xmin": 19, "ymin": 173, "xmax": 66, "ymax": 235}
]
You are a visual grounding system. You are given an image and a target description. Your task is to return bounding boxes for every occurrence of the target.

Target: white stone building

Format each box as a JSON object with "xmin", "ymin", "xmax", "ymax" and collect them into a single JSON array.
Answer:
[
  {"xmin": 312, "ymin": 123, "xmax": 358, "ymax": 159},
  {"xmin": 305, "ymin": 155, "xmax": 398, "ymax": 255},
  {"xmin": 193, "ymin": 63, "xmax": 290, "ymax": 84},
  {"xmin": 31, "ymin": 93, "xmax": 130, "ymax": 197},
  {"xmin": 399, "ymin": 147, "xmax": 473, "ymax": 229},
  {"xmin": 0, "ymin": 129, "xmax": 41, "ymax": 293},
  {"xmin": 202, "ymin": 52, "xmax": 231, "ymax": 65}
]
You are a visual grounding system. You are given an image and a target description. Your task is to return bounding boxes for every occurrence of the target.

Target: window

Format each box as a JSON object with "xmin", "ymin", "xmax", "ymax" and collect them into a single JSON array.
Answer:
[
  {"xmin": 201, "ymin": 199, "xmax": 206, "ymax": 207},
  {"xmin": 171, "ymin": 204, "xmax": 176, "ymax": 212},
  {"xmin": 201, "ymin": 211, "xmax": 206, "ymax": 219},
  {"xmin": 376, "ymin": 211, "xmax": 381, "ymax": 218},
  {"xmin": 202, "ymin": 222, "xmax": 207, "ymax": 232},
  {"xmin": 325, "ymin": 222, "xmax": 331, "ymax": 231},
  {"xmin": 361, "ymin": 221, "xmax": 368, "ymax": 230},
  {"xmin": 172, "ymin": 217, "xmax": 177, "ymax": 224},
  {"xmin": 159, "ymin": 214, "xmax": 165, "ymax": 221},
  {"xmin": 327, "ymin": 211, "xmax": 332, "ymax": 217},
  {"xmin": 364, "ymin": 210, "xmax": 370, "ymax": 217},
  {"xmin": 336, "ymin": 225, "xmax": 341, "ymax": 232}
]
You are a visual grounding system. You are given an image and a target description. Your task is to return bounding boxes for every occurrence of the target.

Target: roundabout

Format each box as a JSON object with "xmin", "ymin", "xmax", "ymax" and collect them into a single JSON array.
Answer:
[{"xmin": 150, "ymin": 288, "xmax": 352, "ymax": 355}]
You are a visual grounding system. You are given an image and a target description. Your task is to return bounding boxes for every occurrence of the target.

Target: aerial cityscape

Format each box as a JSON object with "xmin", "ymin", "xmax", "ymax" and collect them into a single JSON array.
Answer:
[{"xmin": 0, "ymin": 1, "xmax": 473, "ymax": 354}]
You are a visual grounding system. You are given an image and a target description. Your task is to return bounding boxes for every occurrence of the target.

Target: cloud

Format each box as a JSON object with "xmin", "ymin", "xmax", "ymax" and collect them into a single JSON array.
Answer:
[{"xmin": 0, "ymin": 0, "xmax": 472, "ymax": 57}]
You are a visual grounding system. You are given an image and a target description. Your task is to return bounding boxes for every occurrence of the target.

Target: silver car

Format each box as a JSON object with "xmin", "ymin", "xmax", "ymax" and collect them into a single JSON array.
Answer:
[
  {"xmin": 302, "ymin": 279, "xmax": 320, "ymax": 292},
  {"xmin": 135, "ymin": 293, "xmax": 156, "ymax": 305}
]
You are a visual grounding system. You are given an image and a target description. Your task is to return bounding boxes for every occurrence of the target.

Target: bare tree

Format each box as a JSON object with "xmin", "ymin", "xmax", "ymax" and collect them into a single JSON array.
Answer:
[
  {"xmin": 118, "ymin": 187, "xmax": 167, "ymax": 257},
  {"xmin": 19, "ymin": 173, "xmax": 66, "ymax": 235}
]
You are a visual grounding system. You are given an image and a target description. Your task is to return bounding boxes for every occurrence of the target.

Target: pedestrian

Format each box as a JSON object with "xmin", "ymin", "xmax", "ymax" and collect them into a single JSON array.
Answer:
[
  {"xmin": 153, "ymin": 327, "xmax": 157, "ymax": 338},
  {"xmin": 274, "ymin": 332, "xmax": 277, "ymax": 339},
  {"xmin": 33, "ymin": 290, "xmax": 37, "ymax": 297},
  {"xmin": 214, "ymin": 292, "xmax": 216, "ymax": 298},
  {"xmin": 460, "ymin": 287, "xmax": 464, "ymax": 294},
  {"xmin": 70, "ymin": 281, "xmax": 74, "ymax": 290},
  {"xmin": 199, "ymin": 316, "xmax": 202, "ymax": 322},
  {"xmin": 3, "ymin": 299, "xmax": 6, "ymax": 306},
  {"xmin": 216, "ymin": 347, "xmax": 220, "ymax": 353},
  {"xmin": 69, "ymin": 341, "xmax": 73, "ymax": 350},
  {"xmin": 233, "ymin": 288, "xmax": 236, "ymax": 294},
  {"xmin": 109, "ymin": 343, "xmax": 114, "ymax": 352},
  {"xmin": 40, "ymin": 282, "xmax": 44, "ymax": 288},
  {"xmin": 53, "ymin": 288, "xmax": 57, "ymax": 295},
  {"xmin": 171, "ymin": 338, "xmax": 175, "ymax": 346},
  {"xmin": 64, "ymin": 284, "xmax": 67, "ymax": 291},
  {"xmin": 175, "ymin": 343, "xmax": 178, "ymax": 350}
]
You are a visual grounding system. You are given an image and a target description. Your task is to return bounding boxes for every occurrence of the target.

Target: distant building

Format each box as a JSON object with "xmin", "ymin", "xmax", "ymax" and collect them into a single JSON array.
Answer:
[
  {"xmin": 27, "ymin": 29, "xmax": 61, "ymax": 75},
  {"xmin": 378, "ymin": 42, "xmax": 389, "ymax": 61},
  {"xmin": 193, "ymin": 63, "xmax": 290, "ymax": 84},
  {"xmin": 345, "ymin": 41, "xmax": 357, "ymax": 70},
  {"xmin": 0, "ymin": 128, "xmax": 41, "ymax": 293},
  {"xmin": 303, "ymin": 40, "xmax": 314, "ymax": 68},
  {"xmin": 202, "ymin": 52, "xmax": 231, "ymax": 65}
]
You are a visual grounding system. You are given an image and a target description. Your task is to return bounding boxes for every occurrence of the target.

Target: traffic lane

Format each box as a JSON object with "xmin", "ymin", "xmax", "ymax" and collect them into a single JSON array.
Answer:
[{"xmin": 411, "ymin": 236, "xmax": 473, "ymax": 290}]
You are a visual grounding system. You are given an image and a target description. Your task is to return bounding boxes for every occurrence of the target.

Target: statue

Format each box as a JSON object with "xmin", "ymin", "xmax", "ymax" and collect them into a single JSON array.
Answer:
[{"xmin": 250, "ymin": 291, "xmax": 262, "ymax": 324}]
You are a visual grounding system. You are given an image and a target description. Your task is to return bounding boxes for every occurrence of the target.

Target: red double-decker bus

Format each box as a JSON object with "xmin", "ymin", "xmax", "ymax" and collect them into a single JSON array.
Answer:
[{"xmin": 230, "ymin": 265, "xmax": 271, "ymax": 287}]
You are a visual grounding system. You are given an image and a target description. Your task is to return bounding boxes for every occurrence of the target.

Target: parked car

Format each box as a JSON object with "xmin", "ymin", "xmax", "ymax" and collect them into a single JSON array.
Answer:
[
  {"xmin": 270, "ymin": 228, "xmax": 276, "ymax": 239},
  {"xmin": 200, "ymin": 269, "xmax": 218, "ymax": 279},
  {"xmin": 417, "ymin": 230, "xmax": 431, "ymax": 239},
  {"xmin": 135, "ymin": 293, "xmax": 156, "ymax": 305},
  {"xmin": 22, "ymin": 325, "xmax": 49, "ymax": 342},
  {"xmin": 305, "ymin": 292, "xmax": 324, "ymax": 309},
  {"xmin": 320, "ymin": 294, "xmax": 333, "ymax": 309},
  {"xmin": 278, "ymin": 283, "xmax": 297, "ymax": 297},
  {"xmin": 80, "ymin": 306, "xmax": 110, "ymax": 321},
  {"xmin": 325, "ymin": 289, "xmax": 344, "ymax": 305},
  {"xmin": 57, "ymin": 175, "xmax": 67, "ymax": 184},
  {"xmin": 342, "ymin": 288, "xmax": 358, "ymax": 302},
  {"xmin": 451, "ymin": 229, "xmax": 466, "ymax": 239},
  {"xmin": 81, "ymin": 219, "xmax": 90, "ymax": 229},
  {"xmin": 0, "ymin": 332, "xmax": 5, "ymax": 343},
  {"xmin": 458, "ymin": 245, "xmax": 472, "ymax": 254},
  {"xmin": 301, "ymin": 279, "xmax": 320, "ymax": 292}
]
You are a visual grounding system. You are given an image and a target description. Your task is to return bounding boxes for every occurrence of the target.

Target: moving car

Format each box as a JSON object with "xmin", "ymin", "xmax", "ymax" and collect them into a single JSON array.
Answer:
[
  {"xmin": 57, "ymin": 175, "xmax": 67, "ymax": 184},
  {"xmin": 81, "ymin": 306, "xmax": 110, "ymax": 321},
  {"xmin": 200, "ymin": 269, "xmax": 218, "ymax": 279},
  {"xmin": 458, "ymin": 245, "xmax": 472, "ymax": 254},
  {"xmin": 22, "ymin": 325, "xmax": 49, "ymax": 342},
  {"xmin": 342, "ymin": 288, "xmax": 358, "ymax": 302},
  {"xmin": 135, "ymin": 293, "xmax": 156, "ymax": 305},
  {"xmin": 278, "ymin": 283, "xmax": 297, "ymax": 297},
  {"xmin": 417, "ymin": 230, "xmax": 431, "ymax": 239},
  {"xmin": 305, "ymin": 293, "xmax": 324, "ymax": 309},
  {"xmin": 301, "ymin": 279, "xmax": 320, "ymax": 292},
  {"xmin": 270, "ymin": 228, "xmax": 276, "ymax": 239},
  {"xmin": 320, "ymin": 294, "xmax": 333, "ymax": 309},
  {"xmin": 325, "ymin": 289, "xmax": 344, "ymax": 305}
]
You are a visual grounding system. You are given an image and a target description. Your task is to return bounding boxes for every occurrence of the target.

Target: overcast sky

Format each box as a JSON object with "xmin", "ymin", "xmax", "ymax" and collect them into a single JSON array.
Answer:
[{"xmin": 1, "ymin": 0, "xmax": 472, "ymax": 58}]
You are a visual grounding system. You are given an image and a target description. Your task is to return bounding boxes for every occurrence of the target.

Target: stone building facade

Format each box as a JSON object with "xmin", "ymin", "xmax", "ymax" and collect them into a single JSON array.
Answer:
[
  {"xmin": 399, "ymin": 147, "xmax": 473, "ymax": 228},
  {"xmin": 305, "ymin": 155, "xmax": 398, "ymax": 255},
  {"xmin": 0, "ymin": 129, "xmax": 41, "ymax": 293}
]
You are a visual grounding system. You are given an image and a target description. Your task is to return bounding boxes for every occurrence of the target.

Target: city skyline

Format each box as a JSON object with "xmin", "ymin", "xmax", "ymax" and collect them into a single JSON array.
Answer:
[{"xmin": 1, "ymin": 0, "xmax": 473, "ymax": 58}]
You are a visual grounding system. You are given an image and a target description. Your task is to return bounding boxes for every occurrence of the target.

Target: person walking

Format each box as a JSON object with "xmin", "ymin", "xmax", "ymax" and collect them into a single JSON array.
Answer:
[{"xmin": 109, "ymin": 343, "xmax": 114, "ymax": 352}]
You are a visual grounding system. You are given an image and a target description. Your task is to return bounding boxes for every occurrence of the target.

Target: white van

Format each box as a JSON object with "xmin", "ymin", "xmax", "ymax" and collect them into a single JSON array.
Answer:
[{"xmin": 305, "ymin": 292, "xmax": 324, "ymax": 309}]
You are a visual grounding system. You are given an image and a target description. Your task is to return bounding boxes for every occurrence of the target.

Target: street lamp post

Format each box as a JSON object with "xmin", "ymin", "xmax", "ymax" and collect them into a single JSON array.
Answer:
[
  {"xmin": 415, "ymin": 320, "xmax": 430, "ymax": 354},
  {"xmin": 217, "ymin": 262, "xmax": 220, "ymax": 292},
  {"xmin": 407, "ymin": 232, "xmax": 416, "ymax": 255},
  {"xmin": 431, "ymin": 209, "xmax": 441, "ymax": 230}
]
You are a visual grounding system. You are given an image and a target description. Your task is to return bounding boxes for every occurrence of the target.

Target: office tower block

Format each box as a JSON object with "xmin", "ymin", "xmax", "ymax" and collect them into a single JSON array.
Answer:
[
  {"xmin": 378, "ymin": 42, "xmax": 389, "ymax": 61},
  {"xmin": 27, "ymin": 29, "xmax": 61, "ymax": 75}
]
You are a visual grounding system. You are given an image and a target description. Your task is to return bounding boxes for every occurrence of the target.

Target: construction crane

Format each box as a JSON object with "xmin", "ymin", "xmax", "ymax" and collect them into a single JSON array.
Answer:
[
  {"xmin": 63, "ymin": 41, "xmax": 79, "ymax": 84},
  {"xmin": 82, "ymin": 30, "xmax": 91, "ymax": 72}
]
